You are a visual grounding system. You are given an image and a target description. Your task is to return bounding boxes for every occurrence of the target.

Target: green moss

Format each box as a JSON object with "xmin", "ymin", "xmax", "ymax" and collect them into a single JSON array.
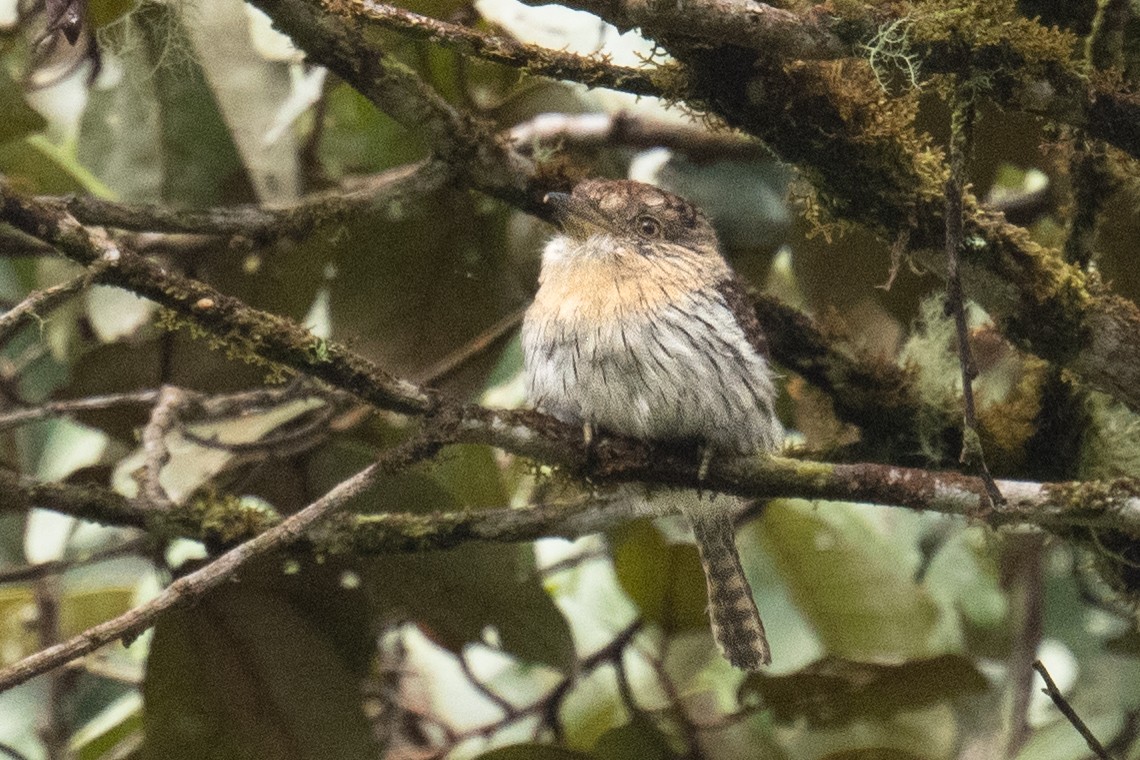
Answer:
[
  {"xmin": 155, "ymin": 305, "xmax": 294, "ymax": 383},
  {"xmin": 156, "ymin": 492, "xmax": 281, "ymax": 544},
  {"xmin": 911, "ymin": 0, "xmax": 1080, "ymax": 79}
]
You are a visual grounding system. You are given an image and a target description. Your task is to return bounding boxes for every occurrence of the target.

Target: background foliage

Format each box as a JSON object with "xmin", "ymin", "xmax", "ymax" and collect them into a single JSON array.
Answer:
[{"xmin": 1, "ymin": 0, "xmax": 1140, "ymax": 758}]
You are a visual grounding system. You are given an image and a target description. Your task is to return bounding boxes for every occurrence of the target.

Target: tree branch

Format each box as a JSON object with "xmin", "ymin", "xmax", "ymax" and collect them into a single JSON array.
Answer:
[
  {"xmin": 242, "ymin": 0, "xmax": 1140, "ymax": 422},
  {"xmin": 508, "ymin": 111, "xmax": 771, "ymax": 164},
  {"xmin": 0, "ymin": 183, "xmax": 434, "ymax": 416},
  {"xmin": 54, "ymin": 160, "xmax": 452, "ymax": 240}
]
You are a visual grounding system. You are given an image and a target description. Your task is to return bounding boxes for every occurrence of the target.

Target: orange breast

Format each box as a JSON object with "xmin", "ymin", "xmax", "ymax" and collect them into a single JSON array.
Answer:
[{"xmin": 532, "ymin": 239, "xmax": 716, "ymax": 326}]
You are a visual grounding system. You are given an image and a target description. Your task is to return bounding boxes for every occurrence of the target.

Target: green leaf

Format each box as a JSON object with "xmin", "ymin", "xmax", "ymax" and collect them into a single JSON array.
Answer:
[
  {"xmin": 758, "ymin": 500, "xmax": 946, "ymax": 660},
  {"xmin": 819, "ymin": 751, "xmax": 930, "ymax": 760},
  {"xmin": 922, "ymin": 528, "xmax": 1005, "ymax": 634},
  {"xmin": 143, "ymin": 557, "xmax": 378, "ymax": 760},
  {"xmin": 0, "ymin": 72, "xmax": 47, "ymax": 145},
  {"xmin": 0, "ymin": 136, "xmax": 115, "ymax": 196},
  {"xmin": 430, "ymin": 444, "xmax": 510, "ymax": 509},
  {"xmin": 740, "ymin": 654, "xmax": 988, "ymax": 727},
  {"xmin": 320, "ymin": 83, "xmax": 425, "ymax": 176},
  {"xmin": 0, "ymin": 586, "xmax": 37, "ymax": 665},
  {"xmin": 61, "ymin": 586, "xmax": 135, "ymax": 637},
  {"xmin": 611, "ymin": 520, "xmax": 708, "ymax": 635},
  {"xmin": 71, "ymin": 693, "xmax": 143, "ymax": 760},
  {"xmin": 594, "ymin": 716, "xmax": 680, "ymax": 760},
  {"xmin": 88, "ymin": 0, "xmax": 136, "ymax": 28},
  {"xmin": 363, "ymin": 542, "xmax": 576, "ymax": 669},
  {"xmin": 0, "ymin": 585, "xmax": 135, "ymax": 665},
  {"xmin": 472, "ymin": 745, "xmax": 591, "ymax": 760}
]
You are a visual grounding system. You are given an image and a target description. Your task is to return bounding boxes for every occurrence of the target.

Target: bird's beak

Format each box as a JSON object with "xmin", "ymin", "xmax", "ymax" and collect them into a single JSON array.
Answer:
[{"xmin": 543, "ymin": 191, "xmax": 608, "ymax": 238}]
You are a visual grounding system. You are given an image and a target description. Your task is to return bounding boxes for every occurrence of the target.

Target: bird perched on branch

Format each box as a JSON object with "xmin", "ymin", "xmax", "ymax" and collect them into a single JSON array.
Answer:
[{"xmin": 522, "ymin": 178, "xmax": 782, "ymax": 669}]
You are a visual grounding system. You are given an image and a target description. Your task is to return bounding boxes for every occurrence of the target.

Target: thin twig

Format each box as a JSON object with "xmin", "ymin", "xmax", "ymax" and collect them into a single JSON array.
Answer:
[
  {"xmin": 0, "ymin": 390, "xmax": 161, "ymax": 430},
  {"xmin": 180, "ymin": 402, "xmax": 336, "ymax": 457},
  {"xmin": 138, "ymin": 386, "xmax": 188, "ymax": 509},
  {"xmin": 0, "ymin": 435, "xmax": 439, "ymax": 694},
  {"xmin": 416, "ymin": 308, "xmax": 526, "ymax": 385},
  {"xmin": 945, "ymin": 91, "xmax": 1003, "ymax": 508},
  {"xmin": 346, "ymin": 0, "xmax": 665, "ymax": 97},
  {"xmin": 0, "ymin": 268, "xmax": 100, "ymax": 347},
  {"xmin": 457, "ymin": 651, "xmax": 515, "ymax": 714},
  {"xmin": 55, "ymin": 160, "xmax": 453, "ymax": 238},
  {"xmin": 0, "ymin": 537, "xmax": 152, "ymax": 585},
  {"xmin": 1004, "ymin": 535, "xmax": 1046, "ymax": 756},
  {"xmin": 509, "ymin": 111, "xmax": 770, "ymax": 164},
  {"xmin": 1032, "ymin": 659, "xmax": 1116, "ymax": 760}
]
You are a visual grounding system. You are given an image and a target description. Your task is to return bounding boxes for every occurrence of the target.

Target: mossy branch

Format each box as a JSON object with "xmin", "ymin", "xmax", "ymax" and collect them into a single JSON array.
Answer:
[{"xmin": 2, "ymin": 184, "xmax": 1138, "ymax": 544}]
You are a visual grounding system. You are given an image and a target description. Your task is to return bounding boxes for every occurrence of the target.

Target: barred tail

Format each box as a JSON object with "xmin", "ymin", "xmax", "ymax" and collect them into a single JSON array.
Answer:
[{"xmin": 685, "ymin": 506, "xmax": 771, "ymax": 670}]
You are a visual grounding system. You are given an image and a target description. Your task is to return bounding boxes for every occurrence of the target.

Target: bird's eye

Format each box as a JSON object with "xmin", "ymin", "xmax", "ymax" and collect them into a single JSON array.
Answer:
[{"xmin": 636, "ymin": 215, "xmax": 662, "ymax": 238}]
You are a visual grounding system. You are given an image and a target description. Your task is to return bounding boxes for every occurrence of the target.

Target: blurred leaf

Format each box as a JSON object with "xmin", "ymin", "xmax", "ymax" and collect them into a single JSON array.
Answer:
[
  {"xmin": 86, "ymin": 285, "xmax": 157, "ymax": 343},
  {"xmin": 0, "ymin": 587, "xmax": 37, "ymax": 665},
  {"xmin": 484, "ymin": 334, "xmax": 525, "ymax": 389},
  {"xmin": 0, "ymin": 135, "xmax": 114, "ymax": 196},
  {"xmin": 759, "ymin": 500, "xmax": 946, "ymax": 660},
  {"xmin": 309, "ymin": 441, "xmax": 507, "ymax": 517},
  {"xmin": 30, "ymin": 418, "xmax": 108, "ymax": 483},
  {"xmin": 127, "ymin": 1, "xmax": 255, "ymax": 206},
  {"xmin": 472, "ymin": 745, "xmax": 591, "ymax": 760},
  {"xmin": 1105, "ymin": 627, "xmax": 1140, "ymax": 656},
  {"xmin": 78, "ymin": 43, "xmax": 162, "ymax": 202},
  {"xmin": 820, "ymin": 751, "xmax": 930, "ymax": 760},
  {"xmin": 430, "ymin": 444, "xmax": 509, "ymax": 509},
  {"xmin": 111, "ymin": 398, "xmax": 323, "ymax": 502},
  {"xmin": 0, "ymin": 585, "xmax": 135, "ymax": 664},
  {"xmin": 320, "ymin": 83, "xmax": 424, "ymax": 175},
  {"xmin": 363, "ymin": 543, "xmax": 575, "ymax": 669},
  {"xmin": 594, "ymin": 716, "xmax": 679, "ymax": 760},
  {"xmin": 922, "ymin": 528, "xmax": 1005, "ymax": 634},
  {"xmin": 61, "ymin": 586, "xmax": 135, "ymax": 636},
  {"xmin": 740, "ymin": 654, "xmax": 987, "ymax": 727},
  {"xmin": 143, "ymin": 557, "xmax": 378, "ymax": 760},
  {"xmin": 657, "ymin": 157, "xmax": 791, "ymax": 252},
  {"xmin": 611, "ymin": 519, "xmax": 708, "ymax": 635},
  {"xmin": 1014, "ymin": 711, "xmax": 1126, "ymax": 760},
  {"xmin": 71, "ymin": 692, "xmax": 142, "ymax": 760},
  {"xmin": 88, "ymin": 0, "xmax": 136, "ymax": 28},
  {"xmin": 0, "ymin": 72, "xmax": 47, "ymax": 145},
  {"xmin": 185, "ymin": 0, "xmax": 298, "ymax": 202}
]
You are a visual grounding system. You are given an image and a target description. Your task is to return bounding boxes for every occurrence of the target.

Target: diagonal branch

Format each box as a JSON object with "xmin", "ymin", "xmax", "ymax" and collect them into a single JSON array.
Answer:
[
  {"xmin": 0, "ymin": 266, "xmax": 103, "ymax": 346},
  {"xmin": 0, "ymin": 183, "xmax": 434, "ymax": 416},
  {"xmin": 246, "ymin": 0, "xmax": 537, "ymax": 208}
]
